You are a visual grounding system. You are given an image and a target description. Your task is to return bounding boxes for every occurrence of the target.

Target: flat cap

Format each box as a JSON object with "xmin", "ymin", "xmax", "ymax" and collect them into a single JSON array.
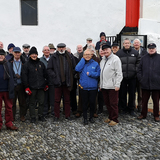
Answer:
[
  {"xmin": 57, "ymin": 43, "xmax": 66, "ymax": 48},
  {"xmin": 13, "ymin": 47, "xmax": 21, "ymax": 52},
  {"xmin": 100, "ymin": 41, "xmax": 107, "ymax": 46},
  {"xmin": 112, "ymin": 42, "xmax": 119, "ymax": 47},
  {"xmin": 48, "ymin": 43, "xmax": 56, "ymax": 49},
  {"xmin": 147, "ymin": 43, "xmax": 156, "ymax": 49},
  {"xmin": 86, "ymin": 38, "xmax": 92, "ymax": 41},
  {"xmin": 102, "ymin": 43, "xmax": 111, "ymax": 50},
  {"xmin": 22, "ymin": 44, "xmax": 30, "ymax": 48}
]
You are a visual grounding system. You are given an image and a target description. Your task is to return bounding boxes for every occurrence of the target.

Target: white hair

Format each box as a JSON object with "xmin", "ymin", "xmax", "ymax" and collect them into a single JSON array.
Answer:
[
  {"xmin": 42, "ymin": 46, "xmax": 50, "ymax": 51},
  {"xmin": 133, "ymin": 38, "xmax": 141, "ymax": 44}
]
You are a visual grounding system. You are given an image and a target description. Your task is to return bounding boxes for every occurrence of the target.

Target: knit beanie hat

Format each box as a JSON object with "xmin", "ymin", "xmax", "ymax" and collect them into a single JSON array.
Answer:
[
  {"xmin": 29, "ymin": 46, "xmax": 38, "ymax": 56},
  {"xmin": 8, "ymin": 43, "xmax": 15, "ymax": 50},
  {"xmin": 100, "ymin": 32, "xmax": 106, "ymax": 38},
  {"xmin": 0, "ymin": 49, "xmax": 5, "ymax": 55}
]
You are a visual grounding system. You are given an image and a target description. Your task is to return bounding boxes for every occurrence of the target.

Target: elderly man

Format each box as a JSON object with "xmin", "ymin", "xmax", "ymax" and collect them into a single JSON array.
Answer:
[
  {"xmin": 47, "ymin": 43, "xmax": 76, "ymax": 121},
  {"xmin": 116, "ymin": 38, "xmax": 140, "ymax": 116},
  {"xmin": 22, "ymin": 47, "xmax": 48, "ymax": 123},
  {"xmin": 0, "ymin": 41, "xmax": 4, "ymax": 49},
  {"xmin": 0, "ymin": 49, "xmax": 18, "ymax": 131},
  {"xmin": 40, "ymin": 46, "xmax": 54, "ymax": 118},
  {"xmin": 100, "ymin": 43, "xmax": 122, "ymax": 126},
  {"xmin": 111, "ymin": 42, "xmax": 119, "ymax": 54},
  {"xmin": 21, "ymin": 44, "xmax": 30, "ymax": 62},
  {"xmin": 137, "ymin": 43, "xmax": 160, "ymax": 122},
  {"xmin": 74, "ymin": 45, "xmax": 83, "ymax": 60},
  {"xmin": 83, "ymin": 38, "xmax": 93, "ymax": 51},
  {"xmin": 48, "ymin": 43, "xmax": 56, "ymax": 54},
  {"xmin": 133, "ymin": 39, "xmax": 147, "ymax": 112},
  {"xmin": 9, "ymin": 47, "xmax": 27, "ymax": 122},
  {"xmin": 5, "ymin": 43, "xmax": 15, "ymax": 61}
]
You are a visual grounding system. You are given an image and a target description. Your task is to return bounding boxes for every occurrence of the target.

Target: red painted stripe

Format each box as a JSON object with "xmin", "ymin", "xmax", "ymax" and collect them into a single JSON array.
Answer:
[{"xmin": 126, "ymin": 0, "xmax": 140, "ymax": 27}]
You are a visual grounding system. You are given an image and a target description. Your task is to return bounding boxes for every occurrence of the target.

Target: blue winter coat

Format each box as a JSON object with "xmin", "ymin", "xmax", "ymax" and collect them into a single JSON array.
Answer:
[{"xmin": 75, "ymin": 58, "xmax": 100, "ymax": 90}]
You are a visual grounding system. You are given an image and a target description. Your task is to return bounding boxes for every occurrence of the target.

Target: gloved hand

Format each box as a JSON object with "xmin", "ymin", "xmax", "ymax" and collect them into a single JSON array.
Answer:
[
  {"xmin": 44, "ymin": 85, "xmax": 49, "ymax": 91},
  {"xmin": 25, "ymin": 88, "xmax": 32, "ymax": 95}
]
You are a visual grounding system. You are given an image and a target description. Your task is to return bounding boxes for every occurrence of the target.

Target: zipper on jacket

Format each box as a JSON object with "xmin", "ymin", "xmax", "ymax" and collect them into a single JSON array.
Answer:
[
  {"xmin": 101, "ymin": 60, "xmax": 107, "ymax": 88},
  {"xmin": 126, "ymin": 51, "xmax": 129, "ymax": 78}
]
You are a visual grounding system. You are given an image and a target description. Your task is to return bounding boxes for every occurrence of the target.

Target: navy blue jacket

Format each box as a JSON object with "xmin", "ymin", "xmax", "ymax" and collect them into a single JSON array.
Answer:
[
  {"xmin": 75, "ymin": 58, "xmax": 100, "ymax": 90},
  {"xmin": 137, "ymin": 52, "xmax": 160, "ymax": 90}
]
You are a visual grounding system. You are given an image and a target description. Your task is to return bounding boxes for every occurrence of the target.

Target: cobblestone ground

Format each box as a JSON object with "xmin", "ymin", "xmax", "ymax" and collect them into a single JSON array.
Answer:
[{"xmin": 0, "ymin": 108, "xmax": 160, "ymax": 160}]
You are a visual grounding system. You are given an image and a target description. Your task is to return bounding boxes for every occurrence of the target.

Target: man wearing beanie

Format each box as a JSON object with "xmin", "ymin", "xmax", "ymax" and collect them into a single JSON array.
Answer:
[
  {"xmin": 0, "ymin": 49, "xmax": 18, "ymax": 131},
  {"xmin": 47, "ymin": 43, "xmax": 76, "ymax": 121},
  {"xmin": 95, "ymin": 32, "xmax": 111, "ymax": 53},
  {"xmin": 5, "ymin": 43, "xmax": 15, "ymax": 61},
  {"xmin": 22, "ymin": 46, "xmax": 48, "ymax": 123}
]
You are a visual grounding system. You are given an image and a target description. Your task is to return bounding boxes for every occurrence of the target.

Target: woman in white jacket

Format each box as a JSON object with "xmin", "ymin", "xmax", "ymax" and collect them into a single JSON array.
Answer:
[{"xmin": 100, "ymin": 43, "xmax": 123, "ymax": 126}]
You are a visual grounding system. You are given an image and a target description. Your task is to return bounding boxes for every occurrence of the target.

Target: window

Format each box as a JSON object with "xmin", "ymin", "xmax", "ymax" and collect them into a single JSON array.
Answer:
[{"xmin": 21, "ymin": 0, "xmax": 38, "ymax": 25}]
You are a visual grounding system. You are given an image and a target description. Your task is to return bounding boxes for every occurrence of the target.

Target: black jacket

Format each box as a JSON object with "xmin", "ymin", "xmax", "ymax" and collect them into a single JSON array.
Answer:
[
  {"xmin": 116, "ymin": 47, "xmax": 140, "ymax": 79},
  {"xmin": 22, "ymin": 57, "xmax": 48, "ymax": 89},
  {"xmin": 137, "ymin": 52, "xmax": 160, "ymax": 90},
  {"xmin": 21, "ymin": 52, "xmax": 29, "ymax": 62},
  {"xmin": 47, "ymin": 51, "xmax": 76, "ymax": 88}
]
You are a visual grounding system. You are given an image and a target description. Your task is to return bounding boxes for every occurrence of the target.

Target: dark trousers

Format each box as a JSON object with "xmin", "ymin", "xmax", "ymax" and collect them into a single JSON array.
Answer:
[
  {"xmin": 141, "ymin": 89, "xmax": 159, "ymax": 118},
  {"xmin": 81, "ymin": 89, "xmax": 97, "ymax": 119},
  {"xmin": 136, "ymin": 78, "xmax": 142, "ymax": 108},
  {"xmin": 98, "ymin": 90, "xmax": 104, "ymax": 112},
  {"xmin": 12, "ymin": 84, "xmax": 27, "ymax": 120},
  {"xmin": 102, "ymin": 89, "xmax": 119, "ymax": 123},
  {"xmin": 43, "ymin": 85, "xmax": 54, "ymax": 116},
  {"xmin": 118, "ymin": 78, "xmax": 136, "ymax": 112},
  {"xmin": 54, "ymin": 85, "xmax": 70, "ymax": 118},
  {"xmin": 0, "ymin": 92, "xmax": 13, "ymax": 128},
  {"xmin": 29, "ymin": 89, "xmax": 44, "ymax": 118},
  {"xmin": 77, "ymin": 86, "xmax": 83, "ymax": 113}
]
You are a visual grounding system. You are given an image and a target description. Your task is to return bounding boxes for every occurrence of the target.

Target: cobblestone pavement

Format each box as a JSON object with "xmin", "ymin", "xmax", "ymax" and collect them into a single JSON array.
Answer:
[{"xmin": 0, "ymin": 108, "xmax": 160, "ymax": 160}]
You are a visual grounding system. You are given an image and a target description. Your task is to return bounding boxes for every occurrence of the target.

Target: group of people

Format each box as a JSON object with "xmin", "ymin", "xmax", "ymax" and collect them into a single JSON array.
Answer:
[{"xmin": 0, "ymin": 31, "xmax": 160, "ymax": 131}]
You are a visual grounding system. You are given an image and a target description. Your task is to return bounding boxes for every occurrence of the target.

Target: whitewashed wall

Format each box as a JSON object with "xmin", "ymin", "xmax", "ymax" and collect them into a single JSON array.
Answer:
[
  {"xmin": 139, "ymin": 0, "xmax": 160, "ymax": 52},
  {"xmin": 0, "ymin": 0, "xmax": 125, "ymax": 56}
]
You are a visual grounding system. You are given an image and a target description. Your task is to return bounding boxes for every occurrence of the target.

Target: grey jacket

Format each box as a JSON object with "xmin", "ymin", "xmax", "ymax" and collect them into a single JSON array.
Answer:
[{"xmin": 100, "ymin": 53, "xmax": 123, "ymax": 89}]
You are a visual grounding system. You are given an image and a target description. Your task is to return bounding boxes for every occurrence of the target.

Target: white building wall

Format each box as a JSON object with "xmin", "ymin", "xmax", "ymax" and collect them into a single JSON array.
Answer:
[
  {"xmin": 139, "ymin": 0, "xmax": 160, "ymax": 52},
  {"xmin": 0, "ymin": 0, "xmax": 125, "ymax": 56}
]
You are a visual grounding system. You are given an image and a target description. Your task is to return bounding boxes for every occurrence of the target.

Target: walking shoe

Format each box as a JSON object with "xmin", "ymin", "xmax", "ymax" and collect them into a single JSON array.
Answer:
[
  {"xmin": 30, "ymin": 117, "xmax": 36, "ymax": 123},
  {"xmin": 54, "ymin": 117, "xmax": 59, "ymax": 122},
  {"xmin": 75, "ymin": 113, "xmax": 81, "ymax": 118},
  {"xmin": 130, "ymin": 111, "xmax": 137, "ymax": 117},
  {"xmin": 154, "ymin": 117, "xmax": 160, "ymax": 122},
  {"xmin": 38, "ymin": 116, "xmax": 46, "ymax": 122},
  {"xmin": 20, "ymin": 116, "xmax": 25, "ymax": 122},
  {"xmin": 137, "ymin": 115, "xmax": 146, "ymax": 120},
  {"xmin": 108, "ymin": 120, "xmax": 118, "ymax": 126},
  {"xmin": 104, "ymin": 118, "xmax": 110, "ymax": 123},
  {"xmin": 98, "ymin": 109, "xmax": 103, "ymax": 114},
  {"xmin": 89, "ymin": 118, "xmax": 95, "ymax": 123},
  {"xmin": 93, "ymin": 113, "xmax": 98, "ymax": 118},
  {"xmin": 6, "ymin": 125, "xmax": 18, "ymax": 131},
  {"xmin": 65, "ymin": 117, "xmax": 73, "ymax": 120},
  {"xmin": 84, "ymin": 119, "xmax": 88, "ymax": 125}
]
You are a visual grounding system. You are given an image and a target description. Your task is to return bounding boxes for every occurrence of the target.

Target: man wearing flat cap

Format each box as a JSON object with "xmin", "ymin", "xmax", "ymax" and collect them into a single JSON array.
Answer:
[
  {"xmin": 137, "ymin": 43, "xmax": 160, "ymax": 122},
  {"xmin": 111, "ymin": 42, "xmax": 119, "ymax": 54},
  {"xmin": 9, "ymin": 47, "xmax": 27, "ymax": 122},
  {"xmin": 83, "ymin": 38, "xmax": 93, "ymax": 51},
  {"xmin": 48, "ymin": 43, "xmax": 56, "ymax": 55},
  {"xmin": 100, "ymin": 44, "xmax": 122, "ymax": 126},
  {"xmin": 0, "ymin": 49, "xmax": 18, "ymax": 131},
  {"xmin": 22, "ymin": 44, "xmax": 30, "ymax": 62},
  {"xmin": 47, "ymin": 43, "xmax": 76, "ymax": 121}
]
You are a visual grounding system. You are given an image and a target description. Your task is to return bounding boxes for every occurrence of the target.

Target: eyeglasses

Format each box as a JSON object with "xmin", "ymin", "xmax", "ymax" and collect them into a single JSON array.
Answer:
[{"xmin": 83, "ymin": 54, "xmax": 92, "ymax": 56}]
